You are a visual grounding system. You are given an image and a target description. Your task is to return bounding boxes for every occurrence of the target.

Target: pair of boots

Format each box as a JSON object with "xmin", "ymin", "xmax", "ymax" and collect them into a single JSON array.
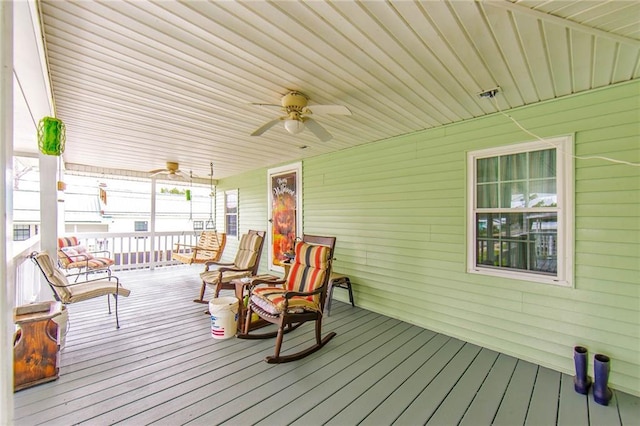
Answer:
[{"xmin": 573, "ymin": 346, "xmax": 613, "ymax": 405}]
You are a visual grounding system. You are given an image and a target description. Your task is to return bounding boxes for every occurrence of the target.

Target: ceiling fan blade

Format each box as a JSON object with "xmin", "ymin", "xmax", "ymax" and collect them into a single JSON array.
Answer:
[
  {"xmin": 306, "ymin": 105, "xmax": 351, "ymax": 115},
  {"xmin": 251, "ymin": 118, "xmax": 282, "ymax": 136},
  {"xmin": 149, "ymin": 169, "xmax": 167, "ymax": 176},
  {"xmin": 303, "ymin": 117, "xmax": 333, "ymax": 142}
]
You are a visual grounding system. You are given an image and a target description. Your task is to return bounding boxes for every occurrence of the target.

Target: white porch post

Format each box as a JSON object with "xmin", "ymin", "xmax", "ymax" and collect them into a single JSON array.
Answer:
[
  {"xmin": 150, "ymin": 177, "xmax": 157, "ymax": 270},
  {"xmin": 0, "ymin": 0, "xmax": 14, "ymax": 421},
  {"xmin": 38, "ymin": 153, "xmax": 60, "ymax": 300}
]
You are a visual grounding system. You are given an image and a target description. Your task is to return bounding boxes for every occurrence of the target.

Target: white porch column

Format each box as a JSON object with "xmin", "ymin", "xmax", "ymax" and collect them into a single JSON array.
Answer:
[
  {"xmin": 0, "ymin": 0, "xmax": 14, "ymax": 422},
  {"xmin": 38, "ymin": 153, "xmax": 60, "ymax": 270},
  {"xmin": 150, "ymin": 177, "xmax": 157, "ymax": 270}
]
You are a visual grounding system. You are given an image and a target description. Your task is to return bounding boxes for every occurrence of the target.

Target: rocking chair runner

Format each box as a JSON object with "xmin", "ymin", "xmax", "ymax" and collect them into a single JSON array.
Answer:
[
  {"xmin": 172, "ymin": 231, "xmax": 226, "ymax": 265},
  {"xmin": 30, "ymin": 251, "xmax": 130, "ymax": 329},
  {"xmin": 237, "ymin": 235, "xmax": 336, "ymax": 364},
  {"xmin": 195, "ymin": 230, "xmax": 266, "ymax": 303}
]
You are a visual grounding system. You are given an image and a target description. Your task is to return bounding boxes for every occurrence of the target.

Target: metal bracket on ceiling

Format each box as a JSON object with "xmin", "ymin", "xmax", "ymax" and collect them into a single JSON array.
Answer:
[{"xmin": 478, "ymin": 87, "xmax": 500, "ymax": 99}]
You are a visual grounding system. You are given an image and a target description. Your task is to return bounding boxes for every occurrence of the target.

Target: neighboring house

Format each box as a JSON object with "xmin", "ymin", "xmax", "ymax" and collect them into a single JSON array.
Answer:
[{"xmin": 12, "ymin": 167, "xmax": 214, "ymax": 237}]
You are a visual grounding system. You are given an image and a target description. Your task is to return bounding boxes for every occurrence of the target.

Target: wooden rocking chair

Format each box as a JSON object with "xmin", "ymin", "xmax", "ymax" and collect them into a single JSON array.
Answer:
[
  {"xmin": 172, "ymin": 231, "xmax": 226, "ymax": 265},
  {"xmin": 237, "ymin": 235, "xmax": 336, "ymax": 363},
  {"xmin": 195, "ymin": 230, "xmax": 266, "ymax": 303}
]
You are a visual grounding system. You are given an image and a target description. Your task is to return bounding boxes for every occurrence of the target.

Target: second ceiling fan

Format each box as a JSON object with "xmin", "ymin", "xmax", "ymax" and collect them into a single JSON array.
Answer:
[{"xmin": 250, "ymin": 91, "xmax": 351, "ymax": 142}]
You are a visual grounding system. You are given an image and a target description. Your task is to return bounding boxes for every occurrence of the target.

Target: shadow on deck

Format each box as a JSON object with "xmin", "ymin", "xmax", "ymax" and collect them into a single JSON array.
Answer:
[{"xmin": 13, "ymin": 266, "xmax": 639, "ymax": 425}]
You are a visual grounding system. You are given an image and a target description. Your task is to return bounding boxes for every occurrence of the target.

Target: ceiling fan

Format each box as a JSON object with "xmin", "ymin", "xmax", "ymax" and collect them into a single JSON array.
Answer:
[
  {"xmin": 149, "ymin": 161, "xmax": 187, "ymax": 180},
  {"xmin": 250, "ymin": 91, "xmax": 351, "ymax": 142}
]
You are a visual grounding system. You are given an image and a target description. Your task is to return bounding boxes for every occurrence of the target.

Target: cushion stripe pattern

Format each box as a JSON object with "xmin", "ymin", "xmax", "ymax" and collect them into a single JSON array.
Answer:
[
  {"xmin": 57, "ymin": 237, "xmax": 79, "ymax": 248},
  {"xmin": 251, "ymin": 242, "xmax": 330, "ymax": 314}
]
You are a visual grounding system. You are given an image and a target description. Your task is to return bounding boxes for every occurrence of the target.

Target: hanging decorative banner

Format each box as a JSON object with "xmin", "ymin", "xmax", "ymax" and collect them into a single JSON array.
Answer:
[{"xmin": 37, "ymin": 117, "xmax": 66, "ymax": 156}]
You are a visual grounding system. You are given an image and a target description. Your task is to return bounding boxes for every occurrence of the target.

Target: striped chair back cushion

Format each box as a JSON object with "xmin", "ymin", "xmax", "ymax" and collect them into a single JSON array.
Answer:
[
  {"xmin": 58, "ymin": 236, "xmax": 79, "ymax": 249},
  {"xmin": 250, "ymin": 241, "xmax": 331, "ymax": 314},
  {"xmin": 35, "ymin": 251, "xmax": 72, "ymax": 302},
  {"xmin": 285, "ymin": 242, "xmax": 331, "ymax": 302},
  {"xmin": 234, "ymin": 233, "xmax": 263, "ymax": 270}
]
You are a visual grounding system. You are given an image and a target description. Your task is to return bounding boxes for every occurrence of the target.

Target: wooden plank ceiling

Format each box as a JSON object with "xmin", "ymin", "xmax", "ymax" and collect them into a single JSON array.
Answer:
[{"xmin": 29, "ymin": 0, "xmax": 640, "ymax": 180}]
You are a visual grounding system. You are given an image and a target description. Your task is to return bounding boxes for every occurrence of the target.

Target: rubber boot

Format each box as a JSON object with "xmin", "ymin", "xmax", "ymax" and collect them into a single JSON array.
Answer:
[
  {"xmin": 593, "ymin": 354, "xmax": 613, "ymax": 406},
  {"xmin": 573, "ymin": 346, "xmax": 591, "ymax": 395}
]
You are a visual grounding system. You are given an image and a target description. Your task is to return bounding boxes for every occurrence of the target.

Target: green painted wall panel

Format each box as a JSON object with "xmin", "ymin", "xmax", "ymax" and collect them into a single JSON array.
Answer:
[{"xmin": 216, "ymin": 81, "xmax": 640, "ymax": 396}]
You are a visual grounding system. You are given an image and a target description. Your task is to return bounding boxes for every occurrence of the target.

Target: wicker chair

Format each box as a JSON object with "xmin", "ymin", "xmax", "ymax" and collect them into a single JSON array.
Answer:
[
  {"xmin": 237, "ymin": 235, "xmax": 336, "ymax": 363},
  {"xmin": 31, "ymin": 251, "xmax": 130, "ymax": 329}
]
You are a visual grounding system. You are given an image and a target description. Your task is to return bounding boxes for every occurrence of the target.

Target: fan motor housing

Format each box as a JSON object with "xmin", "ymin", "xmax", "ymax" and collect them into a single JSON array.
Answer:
[{"xmin": 281, "ymin": 91, "xmax": 308, "ymax": 112}]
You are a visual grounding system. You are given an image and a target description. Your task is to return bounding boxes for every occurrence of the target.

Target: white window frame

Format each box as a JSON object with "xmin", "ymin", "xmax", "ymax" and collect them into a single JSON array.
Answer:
[
  {"xmin": 224, "ymin": 189, "xmax": 239, "ymax": 239},
  {"xmin": 466, "ymin": 136, "xmax": 574, "ymax": 287}
]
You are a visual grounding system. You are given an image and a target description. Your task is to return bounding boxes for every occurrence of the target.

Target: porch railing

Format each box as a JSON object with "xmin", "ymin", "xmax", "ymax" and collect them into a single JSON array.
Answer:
[
  {"xmin": 12, "ymin": 230, "xmax": 202, "ymax": 306},
  {"xmin": 12, "ymin": 235, "xmax": 41, "ymax": 306},
  {"xmin": 68, "ymin": 231, "xmax": 201, "ymax": 271}
]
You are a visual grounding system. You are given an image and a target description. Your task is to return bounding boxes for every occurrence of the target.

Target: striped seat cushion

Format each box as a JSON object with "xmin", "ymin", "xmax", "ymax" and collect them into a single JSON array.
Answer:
[{"xmin": 251, "ymin": 242, "xmax": 330, "ymax": 315}]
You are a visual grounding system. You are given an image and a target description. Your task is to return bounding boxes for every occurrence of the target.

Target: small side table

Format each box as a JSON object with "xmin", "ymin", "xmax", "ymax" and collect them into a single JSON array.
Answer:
[
  {"xmin": 233, "ymin": 274, "xmax": 280, "ymax": 334},
  {"xmin": 13, "ymin": 301, "xmax": 62, "ymax": 391}
]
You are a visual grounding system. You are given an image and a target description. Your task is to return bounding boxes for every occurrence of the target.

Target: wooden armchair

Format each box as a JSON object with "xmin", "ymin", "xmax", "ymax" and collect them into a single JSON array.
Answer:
[
  {"xmin": 237, "ymin": 235, "xmax": 336, "ymax": 363},
  {"xmin": 195, "ymin": 230, "xmax": 266, "ymax": 303},
  {"xmin": 31, "ymin": 251, "xmax": 130, "ymax": 329},
  {"xmin": 172, "ymin": 231, "xmax": 226, "ymax": 265},
  {"xmin": 57, "ymin": 236, "xmax": 114, "ymax": 279}
]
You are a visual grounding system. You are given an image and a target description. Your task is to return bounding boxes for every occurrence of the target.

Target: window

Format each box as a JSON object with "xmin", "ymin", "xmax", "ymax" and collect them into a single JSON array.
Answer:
[
  {"xmin": 225, "ymin": 189, "xmax": 238, "ymax": 238},
  {"xmin": 467, "ymin": 136, "xmax": 573, "ymax": 286},
  {"xmin": 13, "ymin": 225, "xmax": 31, "ymax": 241},
  {"xmin": 134, "ymin": 221, "xmax": 148, "ymax": 232}
]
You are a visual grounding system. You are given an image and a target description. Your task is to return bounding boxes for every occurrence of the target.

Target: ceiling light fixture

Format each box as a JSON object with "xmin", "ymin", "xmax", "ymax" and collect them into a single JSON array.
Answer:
[{"xmin": 284, "ymin": 119, "xmax": 305, "ymax": 134}]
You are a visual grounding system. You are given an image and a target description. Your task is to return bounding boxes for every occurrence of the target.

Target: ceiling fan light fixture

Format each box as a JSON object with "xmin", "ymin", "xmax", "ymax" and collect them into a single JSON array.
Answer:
[{"xmin": 284, "ymin": 119, "xmax": 305, "ymax": 134}]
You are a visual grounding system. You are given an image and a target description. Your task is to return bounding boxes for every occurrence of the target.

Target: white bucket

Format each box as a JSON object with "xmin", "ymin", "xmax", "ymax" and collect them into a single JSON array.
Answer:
[{"xmin": 209, "ymin": 297, "xmax": 239, "ymax": 339}]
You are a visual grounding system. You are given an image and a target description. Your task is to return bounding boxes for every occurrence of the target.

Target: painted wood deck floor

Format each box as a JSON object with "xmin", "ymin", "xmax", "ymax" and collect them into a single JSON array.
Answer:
[{"xmin": 13, "ymin": 266, "xmax": 639, "ymax": 426}]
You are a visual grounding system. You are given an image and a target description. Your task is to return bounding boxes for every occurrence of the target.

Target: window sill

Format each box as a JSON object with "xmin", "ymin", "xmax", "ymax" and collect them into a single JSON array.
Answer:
[{"xmin": 467, "ymin": 266, "xmax": 572, "ymax": 288}]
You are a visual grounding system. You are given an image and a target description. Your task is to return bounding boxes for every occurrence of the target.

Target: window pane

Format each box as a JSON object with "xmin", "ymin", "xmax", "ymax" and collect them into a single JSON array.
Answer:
[
  {"xmin": 500, "ymin": 181, "xmax": 526, "ymax": 208},
  {"xmin": 477, "ymin": 157, "xmax": 498, "ymax": 183},
  {"xmin": 529, "ymin": 149, "xmax": 556, "ymax": 179},
  {"xmin": 477, "ymin": 183, "xmax": 498, "ymax": 208},
  {"xmin": 475, "ymin": 212, "xmax": 557, "ymax": 275},
  {"xmin": 500, "ymin": 153, "xmax": 527, "ymax": 181},
  {"xmin": 529, "ymin": 179, "xmax": 557, "ymax": 207}
]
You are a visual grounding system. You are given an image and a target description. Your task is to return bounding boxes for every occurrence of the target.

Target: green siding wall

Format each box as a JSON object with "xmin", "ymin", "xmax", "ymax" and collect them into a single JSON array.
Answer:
[{"xmin": 216, "ymin": 81, "xmax": 640, "ymax": 396}]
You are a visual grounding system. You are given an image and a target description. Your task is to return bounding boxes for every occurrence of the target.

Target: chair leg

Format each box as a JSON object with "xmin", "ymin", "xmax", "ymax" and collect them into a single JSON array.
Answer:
[
  {"xmin": 326, "ymin": 283, "xmax": 334, "ymax": 317},
  {"xmin": 346, "ymin": 278, "xmax": 355, "ymax": 307},
  {"xmin": 115, "ymin": 294, "xmax": 120, "ymax": 329},
  {"xmin": 193, "ymin": 281, "xmax": 208, "ymax": 304},
  {"xmin": 107, "ymin": 294, "xmax": 112, "ymax": 314},
  {"xmin": 244, "ymin": 302, "xmax": 254, "ymax": 334},
  {"xmin": 271, "ymin": 323, "xmax": 285, "ymax": 360}
]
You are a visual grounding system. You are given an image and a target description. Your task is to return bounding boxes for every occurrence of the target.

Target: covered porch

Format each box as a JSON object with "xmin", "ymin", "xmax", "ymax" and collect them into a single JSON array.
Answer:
[{"xmin": 13, "ymin": 265, "xmax": 639, "ymax": 425}]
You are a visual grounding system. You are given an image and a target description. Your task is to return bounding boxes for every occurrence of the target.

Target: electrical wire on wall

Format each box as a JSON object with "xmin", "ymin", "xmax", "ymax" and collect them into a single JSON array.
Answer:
[{"xmin": 480, "ymin": 88, "xmax": 640, "ymax": 168}]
